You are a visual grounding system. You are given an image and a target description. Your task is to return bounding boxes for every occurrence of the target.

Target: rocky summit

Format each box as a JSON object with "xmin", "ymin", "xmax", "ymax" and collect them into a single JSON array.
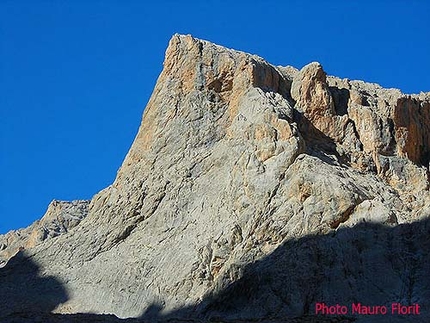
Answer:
[{"xmin": 1, "ymin": 34, "xmax": 429, "ymax": 323}]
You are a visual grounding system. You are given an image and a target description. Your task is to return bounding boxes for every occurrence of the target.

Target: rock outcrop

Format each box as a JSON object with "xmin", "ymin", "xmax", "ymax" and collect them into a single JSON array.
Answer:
[
  {"xmin": 1, "ymin": 34, "xmax": 429, "ymax": 323},
  {"xmin": 0, "ymin": 200, "xmax": 89, "ymax": 267}
]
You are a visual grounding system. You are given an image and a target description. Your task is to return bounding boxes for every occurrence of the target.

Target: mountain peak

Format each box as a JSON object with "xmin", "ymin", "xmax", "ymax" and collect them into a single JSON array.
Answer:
[{"xmin": 1, "ymin": 35, "xmax": 430, "ymax": 322}]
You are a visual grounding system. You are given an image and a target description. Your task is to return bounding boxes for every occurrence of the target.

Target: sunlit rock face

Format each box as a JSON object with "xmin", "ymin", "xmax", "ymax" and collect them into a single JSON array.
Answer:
[
  {"xmin": 0, "ymin": 200, "xmax": 89, "ymax": 267},
  {"xmin": 1, "ymin": 35, "xmax": 429, "ymax": 323}
]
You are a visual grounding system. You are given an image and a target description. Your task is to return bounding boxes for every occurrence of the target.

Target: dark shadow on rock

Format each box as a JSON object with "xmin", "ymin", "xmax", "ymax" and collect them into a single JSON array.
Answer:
[
  {"xmin": 139, "ymin": 303, "xmax": 164, "ymax": 321},
  {"xmin": 1, "ymin": 219, "xmax": 429, "ymax": 323},
  {"xmin": 330, "ymin": 87, "xmax": 350, "ymax": 116},
  {"xmin": 139, "ymin": 218, "xmax": 430, "ymax": 323},
  {"xmin": 0, "ymin": 252, "xmax": 68, "ymax": 318},
  {"xmin": 293, "ymin": 110, "xmax": 346, "ymax": 167},
  {"xmin": 0, "ymin": 253, "xmax": 138, "ymax": 323}
]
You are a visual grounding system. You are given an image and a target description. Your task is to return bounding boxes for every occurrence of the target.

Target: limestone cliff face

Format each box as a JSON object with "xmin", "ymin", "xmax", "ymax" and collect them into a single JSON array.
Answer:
[
  {"xmin": 1, "ymin": 35, "xmax": 430, "ymax": 323},
  {"xmin": 0, "ymin": 200, "xmax": 89, "ymax": 267}
]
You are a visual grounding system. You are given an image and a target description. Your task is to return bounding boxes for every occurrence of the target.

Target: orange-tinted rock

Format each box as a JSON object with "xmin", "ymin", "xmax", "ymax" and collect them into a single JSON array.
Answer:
[
  {"xmin": 394, "ymin": 97, "xmax": 430, "ymax": 165},
  {"xmin": 1, "ymin": 35, "xmax": 430, "ymax": 322},
  {"xmin": 291, "ymin": 62, "xmax": 335, "ymax": 119}
]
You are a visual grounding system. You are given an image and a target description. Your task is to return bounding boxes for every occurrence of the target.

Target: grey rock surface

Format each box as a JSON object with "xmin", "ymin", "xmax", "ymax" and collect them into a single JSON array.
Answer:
[
  {"xmin": 1, "ymin": 34, "xmax": 429, "ymax": 323},
  {"xmin": 0, "ymin": 200, "xmax": 89, "ymax": 267}
]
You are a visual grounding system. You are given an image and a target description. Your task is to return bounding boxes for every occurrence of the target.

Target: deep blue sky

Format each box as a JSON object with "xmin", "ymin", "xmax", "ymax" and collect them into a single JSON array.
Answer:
[{"xmin": 1, "ymin": 1, "xmax": 429, "ymax": 234}]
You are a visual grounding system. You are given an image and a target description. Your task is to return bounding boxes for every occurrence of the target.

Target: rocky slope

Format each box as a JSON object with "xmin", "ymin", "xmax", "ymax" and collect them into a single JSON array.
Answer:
[
  {"xmin": 0, "ymin": 200, "xmax": 89, "ymax": 268},
  {"xmin": 1, "ymin": 34, "xmax": 429, "ymax": 323}
]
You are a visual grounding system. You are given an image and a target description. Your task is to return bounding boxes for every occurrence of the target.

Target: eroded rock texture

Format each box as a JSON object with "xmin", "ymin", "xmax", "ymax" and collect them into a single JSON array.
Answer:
[
  {"xmin": 1, "ymin": 35, "xmax": 429, "ymax": 323},
  {"xmin": 0, "ymin": 200, "xmax": 89, "ymax": 267}
]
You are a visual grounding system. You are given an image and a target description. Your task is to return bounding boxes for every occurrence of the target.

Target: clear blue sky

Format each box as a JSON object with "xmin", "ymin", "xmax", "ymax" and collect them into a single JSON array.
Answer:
[{"xmin": 1, "ymin": 1, "xmax": 429, "ymax": 234}]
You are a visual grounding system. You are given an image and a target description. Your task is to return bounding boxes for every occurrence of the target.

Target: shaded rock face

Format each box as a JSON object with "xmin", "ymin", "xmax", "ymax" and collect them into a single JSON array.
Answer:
[
  {"xmin": 0, "ymin": 200, "xmax": 89, "ymax": 267},
  {"xmin": 1, "ymin": 34, "xmax": 430, "ymax": 323}
]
